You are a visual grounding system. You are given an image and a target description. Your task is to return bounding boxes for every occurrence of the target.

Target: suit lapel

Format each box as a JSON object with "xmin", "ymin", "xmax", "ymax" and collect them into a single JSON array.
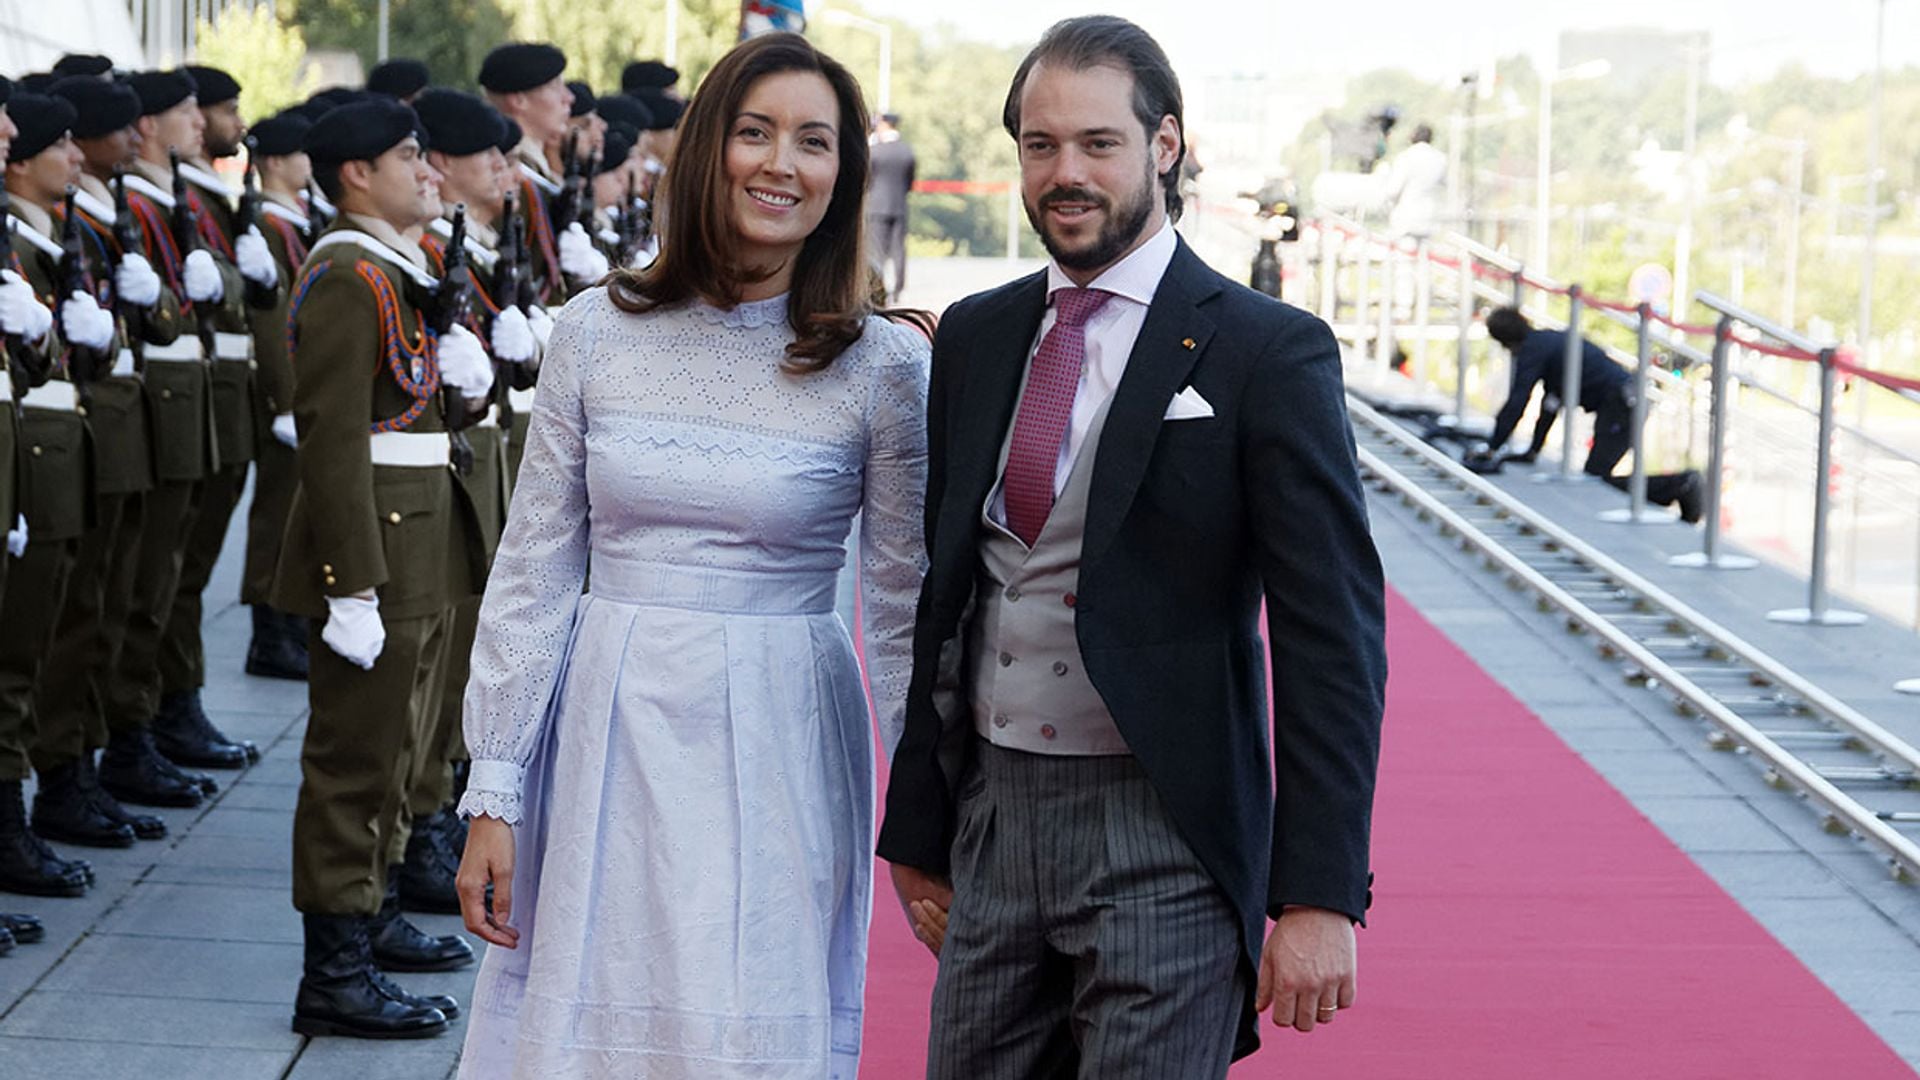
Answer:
[
  {"xmin": 948, "ymin": 271, "xmax": 1048, "ymax": 523},
  {"xmin": 1082, "ymin": 240, "xmax": 1220, "ymax": 570}
]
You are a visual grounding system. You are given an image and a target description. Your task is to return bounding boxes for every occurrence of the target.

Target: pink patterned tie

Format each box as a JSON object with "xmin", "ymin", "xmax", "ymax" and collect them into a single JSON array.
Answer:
[{"xmin": 1002, "ymin": 288, "xmax": 1113, "ymax": 546}]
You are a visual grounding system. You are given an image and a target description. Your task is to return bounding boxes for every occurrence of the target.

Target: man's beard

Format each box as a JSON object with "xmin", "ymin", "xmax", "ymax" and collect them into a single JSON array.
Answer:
[{"xmin": 1026, "ymin": 164, "xmax": 1156, "ymax": 272}]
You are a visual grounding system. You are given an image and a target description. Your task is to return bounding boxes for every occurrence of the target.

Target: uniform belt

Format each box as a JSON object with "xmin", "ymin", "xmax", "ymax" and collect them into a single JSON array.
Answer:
[
  {"xmin": 368, "ymin": 431, "xmax": 451, "ymax": 468},
  {"xmin": 213, "ymin": 332, "xmax": 252, "ymax": 362},
  {"xmin": 506, "ymin": 386, "xmax": 536, "ymax": 413},
  {"xmin": 144, "ymin": 339, "xmax": 204, "ymax": 362},
  {"xmin": 20, "ymin": 381, "xmax": 80, "ymax": 413}
]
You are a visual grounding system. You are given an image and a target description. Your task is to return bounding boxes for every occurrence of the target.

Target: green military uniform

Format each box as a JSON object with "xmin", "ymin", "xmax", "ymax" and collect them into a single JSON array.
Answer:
[
  {"xmin": 243, "ymin": 193, "xmax": 306, "ymax": 629},
  {"xmin": 274, "ymin": 215, "xmax": 483, "ymax": 916}
]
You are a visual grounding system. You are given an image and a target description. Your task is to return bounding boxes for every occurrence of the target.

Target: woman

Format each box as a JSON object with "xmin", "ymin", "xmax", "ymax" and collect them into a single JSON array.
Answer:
[{"xmin": 454, "ymin": 33, "xmax": 929, "ymax": 1078}]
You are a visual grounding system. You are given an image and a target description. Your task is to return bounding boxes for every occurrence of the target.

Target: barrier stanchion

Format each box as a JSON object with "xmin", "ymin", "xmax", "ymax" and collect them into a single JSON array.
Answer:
[
  {"xmin": 1454, "ymin": 247, "xmax": 1472, "ymax": 421},
  {"xmin": 1375, "ymin": 244, "xmax": 1397, "ymax": 377},
  {"xmin": 1768, "ymin": 346, "xmax": 1867, "ymax": 626},
  {"xmin": 1510, "ymin": 266, "xmax": 1526, "ymax": 311},
  {"xmin": 1537, "ymin": 284, "xmax": 1589, "ymax": 483},
  {"xmin": 1413, "ymin": 241, "xmax": 1432, "ymax": 388},
  {"xmin": 1354, "ymin": 238, "xmax": 1374, "ymax": 356},
  {"xmin": 1670, "ymin": 316, "xmax": 1758, "ymax": 570},
  {"xmin": 1600, "ymin": 303, "xmax": 1667, "ymax": 524}
]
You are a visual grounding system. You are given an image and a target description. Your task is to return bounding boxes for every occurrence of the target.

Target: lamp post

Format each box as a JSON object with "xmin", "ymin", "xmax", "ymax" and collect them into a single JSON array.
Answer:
[
  {"xmin": 1532, "ymin": 57, "xmax": 1611, "ymax": 277},
  {"xmin": 819, "ymin": 8, "xmax": 892, "ymax": 114}
]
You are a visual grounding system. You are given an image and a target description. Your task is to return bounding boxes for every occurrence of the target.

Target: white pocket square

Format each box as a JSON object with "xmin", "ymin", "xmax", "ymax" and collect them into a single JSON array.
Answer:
[{"xmin": 1163, "ymin": 386, "xmax": 1215, "ymax": 421}]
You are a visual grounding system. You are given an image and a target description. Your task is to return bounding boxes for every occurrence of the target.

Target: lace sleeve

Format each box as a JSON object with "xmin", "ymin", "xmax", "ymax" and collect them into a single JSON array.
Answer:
[
  {"xmin": 457, "ymin": 289, "xmax": 603, "ymax": 823},
  {"xmin": 858, "ymin": 320, "xmax": 931, "ymax": 758}
]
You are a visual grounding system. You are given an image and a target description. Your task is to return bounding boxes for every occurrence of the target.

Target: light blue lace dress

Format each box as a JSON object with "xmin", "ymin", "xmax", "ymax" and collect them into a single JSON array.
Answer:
[{"xmin": 454, "ymin": 287, "xmax": 929, "ymax": 1079}]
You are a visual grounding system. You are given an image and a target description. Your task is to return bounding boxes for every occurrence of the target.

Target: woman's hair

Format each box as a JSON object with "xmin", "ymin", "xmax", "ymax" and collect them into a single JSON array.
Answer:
[{"xmin": 607, "ymin": 33, "xmax": 873, "ymax": 371}]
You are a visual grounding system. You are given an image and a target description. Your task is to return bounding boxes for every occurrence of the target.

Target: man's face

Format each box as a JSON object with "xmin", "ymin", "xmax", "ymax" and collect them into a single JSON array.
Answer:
[
  {"xmin": 429, "ymin": 147, "xmax": 508, "ymax": 220},
  {"xmin": 140, "ymin": 97, "xmax": 204, "ymax": 161},
  {"xmin": 201, "ymin": 99, "xmax": 245, "ymax": 158},
  {"xmin": 1014, "ymin": 61, "xmax": 1178, "ymax": 279},
  {"xmin": 77, "ymin": 127, "xmax": 140, "ymax": 175},
  {"xmin": 260, "ymin": 151, "xmax": 312, "ymax": 192},
  {"xmin": 347, "ymin": 137, "xmax": 441, "ymax": 228},
  {"xmin": 0, "ymin": 106, "xmax": 16, "ymax": 165},
  {"xmin": 508, "ymin": 78, "xmax": 574, "ymax": 148},
  {"xmin": 7, "ymin": 133, "xmax": 84, "ymax": 206}
]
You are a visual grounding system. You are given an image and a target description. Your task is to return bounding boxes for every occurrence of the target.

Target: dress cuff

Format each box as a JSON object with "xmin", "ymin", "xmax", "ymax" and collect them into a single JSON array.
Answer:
[{"xmin": 459, "ymin": 760, "xmax": 526, "ymax": 824}]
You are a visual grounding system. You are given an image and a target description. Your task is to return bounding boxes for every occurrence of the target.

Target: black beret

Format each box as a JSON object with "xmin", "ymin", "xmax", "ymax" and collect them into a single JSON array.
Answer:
[
  {"xmin": 594, "ymin": 128, "xmax": 633, "ymax": 176},
  {"xmin": 566, "ymin": 81, "xmax": 596, "ymax": 117},
  {"xmin": 249, "ymin": 111, "xmax": 312, "ymax": 157},
  {"xmin": 50, "ymin": 76, "xmax": 142, "ymax": 138},
  {"xmin": 183, "ymin": 65, "xmax": 240, "ymax": 107},
  {"xmin": 620, "ymin": 61, "xmax": 678, "ymax": 93},
  {"xmin": 367, "ymin": 58, "xmax": 430, "ymax": 99},
  {"xmin": 630, "ymin": 90, "xmax": 682, "ymax": 130},
  {"xmin": 595, "ymin": 93, "xmax": 653, "ymax": 134},
  {"xmin": 129, "ymin": 69, "xmax": 198, "ymax": 116},
  {"xmin": 498, "ymin": 118, "xmax": 523, "ymax": 155},
  {"xmin": 53, "ymin": 54, "xmax": 114, "ymax": 79},
  {"xmin": 478, "ymin": 43, "xmax": 566, "ymax": 95},
  {"xmin": 0, "ymin": 77, "xmax": 11, "ymax": 109},
  {"xmin": 303, "ymin": 98, "xmax": 422, "ymax": 166},
  {"xmin": 19, "ymin": 73, "xmax": 59, "ymax": 94},
  {"xmin": 6, "ymin": 93, "xmax": 78, "ymax": 163},
  {"xmin": 413, "ymin": 89, "xmax": 509, "ymax": 158}
]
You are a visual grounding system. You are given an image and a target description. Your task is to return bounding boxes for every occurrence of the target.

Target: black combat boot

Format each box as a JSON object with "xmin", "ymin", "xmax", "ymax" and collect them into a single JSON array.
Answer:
[
  {"xmin": 99, "ymin": 729, "xmax": 207, "ymax": 808},
  {"xmin": 397, "ymin": 808, "xmax": 462, "ymax": 915},
  {"xmin": 0, "ymin": 780, "xmax": 90, "ymax": 897},
  {"xmin": 292, "ymin": 913, "xmax": 449, "ymax": 1039},
  {"xmin": 368, "ymin": 868, "xmax": 473, "ymax": 972},
  {"xmin": 246, "ymin": 605, "xmax": 309, "ymax": 681},
  {"xmin": 368, "ymin": 967, "xmax": 462, "ymax": 1020},
  {"xmin": 152, "ymin": 689, "xmax": 258, "ymax": 768},
  {"xmin": 31, "ymin": 761, "xmax": 136, "ymax": 848},
  {"xmin": 77, "ymin": 754, "xmax": 167, "ymax": 840},
  {"xmin": 0, "ymin": 911, "xmax": 45, "ymax": 943}
]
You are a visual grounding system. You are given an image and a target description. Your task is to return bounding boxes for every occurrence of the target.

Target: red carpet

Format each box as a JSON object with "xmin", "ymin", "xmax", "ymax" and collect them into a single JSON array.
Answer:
[{"xmin": 858, "ymin": 590, "xmax": 1916, "ymax": 1078}]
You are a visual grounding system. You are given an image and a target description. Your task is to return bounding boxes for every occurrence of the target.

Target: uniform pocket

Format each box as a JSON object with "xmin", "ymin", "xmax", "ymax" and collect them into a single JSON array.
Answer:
[{"xmin": 372, "ymin": 474, "xmax": 448, "ymax": 612}]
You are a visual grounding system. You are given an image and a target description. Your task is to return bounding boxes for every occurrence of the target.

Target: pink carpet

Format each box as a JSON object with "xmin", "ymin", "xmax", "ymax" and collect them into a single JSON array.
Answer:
[{"xmin": 857, "ymin": 590, "xmax": 1916, "ymax": 1078}]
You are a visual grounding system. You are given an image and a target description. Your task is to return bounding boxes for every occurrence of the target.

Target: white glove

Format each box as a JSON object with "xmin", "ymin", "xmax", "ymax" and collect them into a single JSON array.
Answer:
[
  {"xmin": 5, "ymin": 514, "xmax": 25, "ymax": 558},
  {"xmin": 182, "ymin": 249, "xmax": 224, "ymax": 303},
  {"xmin": 0, "ymin": 271, "xmax": 53, "ymax": 341},
  {"xmin": 271, "ymin": 412, "xmax": 298, "ymax": 447},
  {"xmin": 489, "ymin": 305, "xmax": 536, "ymax": 363},
  {"xmin": 322, "ymin": 594, "xmax": 385, "ymax": 670},
  {"xmin": 115, "ymin": 254, "xmax": 163, "ymax": 307},
  {"xmin": 236, "ymin": 226, "xmax": 277, "ymax": 288},
  {"xmin": 60, "ymin": 292, "xmax": 116, "ymax": 352},
  {"xmin": 558, "ymin": 222, "xmax": 610, "ymax": 281},
  {"xmin": 527, "ymin": 304, "xmax": 554, "ymax": 351},
  {"xmin": 437, "ymin": 324, "xmax": 495, "ymax": 399}
]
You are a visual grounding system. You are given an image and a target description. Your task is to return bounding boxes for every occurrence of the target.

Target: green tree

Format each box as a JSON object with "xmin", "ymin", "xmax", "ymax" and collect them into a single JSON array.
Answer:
[
  {"xmin": 282, "ymin": 0, "xmax": 515, "ymax": 90},
  {"xmin": 193, "ymin": 7, "xmax": 321, "ymax": 121}
]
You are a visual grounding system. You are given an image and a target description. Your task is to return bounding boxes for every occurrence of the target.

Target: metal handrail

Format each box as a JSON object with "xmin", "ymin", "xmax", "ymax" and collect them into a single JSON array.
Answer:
[
  {"xmin": 1350, "ymin": 396, "xmax": 1920, "ymax": 880},
  {"xmin": 1697, "ymin": 290, "xmax": 1829, "ymax": 356}
]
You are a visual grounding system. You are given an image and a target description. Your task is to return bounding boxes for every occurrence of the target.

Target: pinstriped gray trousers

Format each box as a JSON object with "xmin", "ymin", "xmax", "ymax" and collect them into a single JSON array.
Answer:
[{"xmin": 927, "ymin": 739, "xmax": 1247, "ymax": 1079}]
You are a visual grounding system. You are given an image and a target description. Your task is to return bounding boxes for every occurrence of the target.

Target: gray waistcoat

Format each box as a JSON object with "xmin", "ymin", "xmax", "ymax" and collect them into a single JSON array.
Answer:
[{"xmin": 968, "ymin": 396, "xmax": 1129, "ymax": 755}]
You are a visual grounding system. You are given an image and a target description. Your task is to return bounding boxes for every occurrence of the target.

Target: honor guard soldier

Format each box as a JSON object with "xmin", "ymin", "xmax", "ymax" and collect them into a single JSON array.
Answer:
[
  {"xmin": 104, "ymin": 68, "xmax": 251, "ymax": 809},
  {"xmin": 153, "ymin": 65, "xmax": 282, "ymax": 770},
  {"xmin": 406, "ymin": 88, "xmax": 544, "ymax": 914},
  {"xmin": 31, "ymin": 75, "xmax": 186, "ymax": 847},
  {"xmin": 276, "ymin": 99, "xmax": 494, "ymax": 1038},
  {"xmin": 240, "ymin": 110, "xmax": 315, "ymax": 680},
  {"xmin": 480, "ymin": 43, "xmax": 608, "ymax": 302},
  {"xmin": 365, "ymin": 58, "xmax": 430, "ymax": 106},
  {"xmin": 0, "ymin": 84, "xmax": 94, "ymax": 928}
]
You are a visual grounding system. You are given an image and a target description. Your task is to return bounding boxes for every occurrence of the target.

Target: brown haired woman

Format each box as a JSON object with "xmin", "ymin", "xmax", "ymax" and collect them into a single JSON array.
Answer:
[{"xmin": 453, "ymin": 33, "xmax": 929, "ymax": 1078}]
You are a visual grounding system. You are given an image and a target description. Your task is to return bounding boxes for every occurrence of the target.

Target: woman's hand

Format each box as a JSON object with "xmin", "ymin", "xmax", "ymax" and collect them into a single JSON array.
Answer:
[{"xmin": 457, "ymin": 815, "xmax": 521, "ymax": 948}]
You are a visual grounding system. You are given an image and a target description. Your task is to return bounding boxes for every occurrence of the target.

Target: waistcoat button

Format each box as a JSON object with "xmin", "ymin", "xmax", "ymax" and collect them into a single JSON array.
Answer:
[
  {"xmin": 993, "ymin": 714, "xmax": 1009, "ymax": 729},
  {"xmin": 998, "ymin": 651, "xmax": 1013, "ymax": 667},
  {"xmin": 1039, "ymin": 724, "xmax": 1057, "ymax": 740},
  {"xmin": 1005, "ymin": 585, "xmax": 1021, "ymax": 602},
  {"xmin": 1052, "ymin": 661, "xmax": 1069, "ymax": 676},
  {"xmin": 1062, "ymin": 592, "xmax": 1076, "ymax": 607}
]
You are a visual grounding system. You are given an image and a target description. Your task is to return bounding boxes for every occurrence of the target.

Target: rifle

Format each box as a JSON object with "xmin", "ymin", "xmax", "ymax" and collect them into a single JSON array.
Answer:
[
  {"xmin": 170, "ymin": 149, "xmax": 218, "ymax": 353},
  {"xmin": 551, "ymin": 131, "xmax": 584, "ymax": 237},
  {"xmin": 1, "ymin": 185, "xmax": 53, "ymax": 402},
  {"xmin": 109, "ymin": 170, "xmax": 150, "ymax": 369},
  {"xmin": 303, "ymin": 179, "xmax": 333, "ymax": 247},
  {"xmin": 57, "ymin": 187, "xmax": 108, "ymax": 397},
  {"xmin": 236, "ymin": 139, "xmax": 276, "ymax": 308},
  {"xmin": 578, "ymin": 150, "xmax": 601, "ymax": 232},
  {"xmin": 425, "ymin": 205, "xmax": 478, "ymax": 475}
]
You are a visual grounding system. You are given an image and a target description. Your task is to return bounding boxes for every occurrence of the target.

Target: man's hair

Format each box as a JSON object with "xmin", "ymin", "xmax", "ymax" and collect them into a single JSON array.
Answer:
[
  {"xmin": 1486, "ymin": 306, "xmax": 1533, "ymax": 349},
  {"xmin": 1001, "ymin": 15, "xmax": 1186, "ymax": 221},
  {"xmin": 1411, "ymin": 123, "xmax": 1433, "ymax": 144},
  {"xmin": 606, "ymin": 32, "xmax": 874, "ymax": 371}
]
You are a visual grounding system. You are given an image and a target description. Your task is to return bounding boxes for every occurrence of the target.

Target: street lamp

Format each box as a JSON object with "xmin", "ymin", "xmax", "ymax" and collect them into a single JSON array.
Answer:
[
  {"xmin": 819, "ymin": 8, "xmax": 892, "ymax": 115},
  {"xmin": 1532, "ymin": 57, "xmax": 1611, "ymax": 277}
]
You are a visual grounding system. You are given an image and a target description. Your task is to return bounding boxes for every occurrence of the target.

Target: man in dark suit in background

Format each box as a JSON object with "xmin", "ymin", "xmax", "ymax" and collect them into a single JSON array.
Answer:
[
  {"xmin": 865, "ymin": 110, "xmax": 915, "ymax": 302},
  {"xmin": 878, "ymin": 15, "xmax": 1387, "ymax": 1078}
]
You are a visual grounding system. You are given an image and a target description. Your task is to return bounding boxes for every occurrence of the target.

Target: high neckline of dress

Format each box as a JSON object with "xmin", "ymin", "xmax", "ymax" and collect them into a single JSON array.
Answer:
[{"xmin": 696, "ymin": 292, "xmax": 790, "ymax": 329}]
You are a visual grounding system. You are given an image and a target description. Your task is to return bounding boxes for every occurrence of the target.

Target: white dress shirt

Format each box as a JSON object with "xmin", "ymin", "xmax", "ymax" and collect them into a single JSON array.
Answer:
[{"xmin": 989, "ymin": 219, "xmax": 1178, "ymax": 525}]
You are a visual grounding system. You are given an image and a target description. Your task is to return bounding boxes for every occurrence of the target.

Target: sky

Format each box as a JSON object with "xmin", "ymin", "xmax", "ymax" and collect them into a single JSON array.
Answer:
[{"xmin": 852, "ymin": 0, "xmax": 1920, "ymax": 87}]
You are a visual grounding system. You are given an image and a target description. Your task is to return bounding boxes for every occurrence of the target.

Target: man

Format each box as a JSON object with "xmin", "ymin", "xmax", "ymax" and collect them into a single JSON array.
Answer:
[
  {"xmin": 155, "ymin": 64, "xmax": 282, "ymax": 770},
  {"xmin": 32, "ymin": 74, "xmax": 185, "ymax": 844},
  {"xmin": 241, "ymin": 109, "xmax": 314, "ymax": 681},
  {"xmin": 866, "ymin": 110, "xmax": 916, "ymax": 302},
  {"xmin": 563, "ymin": 81, "xmax": 606, "ymax": 159},
  {"xmin": 1381, "ymin": 122, "xmax": 1446, "ymax": 241},
  {"xmin": 878, "ymin": 16, "xmax": 1386, "ymax": 1077},
  {"xmin": 1475, "ymin": 306, "xmax": 1705, "ymax": 522},
  {"xmin": 51, "ymin": 55, "xmax": 114, "ymax": 80},
  {"xmin": 365, "ymin": 58, "xmax": 430, "ymax": 105},
  {"xmin": 479, "ymin": 43, "xmax": 602, "ymax": 303},
  {"xmin": 275, "ymin": 98, "xmax": 493, "ymax": 1038},
  {"xmin": 404, "ymin": 87, "xmax": 542, "ymax": 914}
]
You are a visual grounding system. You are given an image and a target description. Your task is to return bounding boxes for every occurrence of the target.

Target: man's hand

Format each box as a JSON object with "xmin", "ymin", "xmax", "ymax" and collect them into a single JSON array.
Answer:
[
  {"xmin": 888, "ymin": 861, "xmax": 953, "ymax": 958},
  {"xmin": 1255, "ymin": 905, "xmax": 1356, "ymax": 1033}
]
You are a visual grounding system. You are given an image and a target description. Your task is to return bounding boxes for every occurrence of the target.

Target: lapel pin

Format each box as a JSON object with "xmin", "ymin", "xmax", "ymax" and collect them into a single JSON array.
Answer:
[{"xmin": 1181, "ymin": 337, "xmax": 1196, "ymax": 350}]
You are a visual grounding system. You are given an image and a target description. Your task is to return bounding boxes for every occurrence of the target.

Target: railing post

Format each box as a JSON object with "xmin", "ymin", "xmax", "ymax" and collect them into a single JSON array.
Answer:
[
  {"xmin": 1454, "ymin": 250, "xmax": 1473, "ymax": 420},
  {"xmin": 1318, "ymin": 227, "xmax": 1338, "ymax": 323},
  {"xmin": 1354, "ymin": 236, "xmax": 1374, "ymax": 356},
  {"xmin": 1600, "ymin": 303, "xmax": 1665, "ymax": 524},
  {"xmin": 1555, "ymin": 285, "xmax": 1587, "ymax": 480},
  {"xmin": 1510, "ymin": 266, "xmax": 1526, "ymax": 311},
  {"xmin": 1413, "ymin": 240, "xmax": 1433, "ymax": 389},
  {"xmin": 1768, "ymin": 347, "xmax": 1866, "ymax": 626},
  {"xmin": 1375, "ymin": 243, "xmax": 1397, "ymax": 377},
  {"xmin": 1670, "ymin": 315, "xmax": 1757, "ymax": 570}
]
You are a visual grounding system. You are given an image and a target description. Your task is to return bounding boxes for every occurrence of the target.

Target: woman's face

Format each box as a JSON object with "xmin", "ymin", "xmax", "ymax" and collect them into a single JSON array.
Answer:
[{"xmin": 723, "ymin": 70, "xmax": 840, "ymax": 280}]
